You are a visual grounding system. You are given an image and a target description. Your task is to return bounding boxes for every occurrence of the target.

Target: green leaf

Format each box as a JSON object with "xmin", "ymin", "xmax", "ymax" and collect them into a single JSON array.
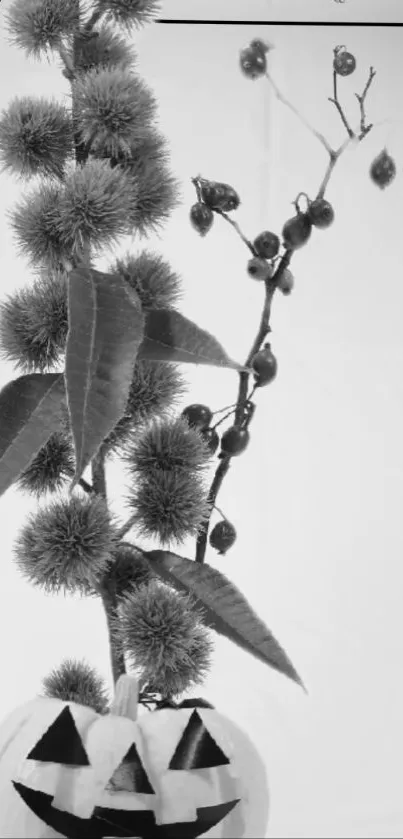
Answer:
[
  {"xmin": 137, "ymin": 309, "xmax": 246, "ymax": 371},
  {"xmin": 146, "ymin": 550, "xmax": 305, "ymax": 689},
  {"xmin": 65, "ymin": 263, "xmax": 144, "ymax": 488},
  {"xmin": 0, "ymin": 373, "xmax": 66, "ymax": 498}
]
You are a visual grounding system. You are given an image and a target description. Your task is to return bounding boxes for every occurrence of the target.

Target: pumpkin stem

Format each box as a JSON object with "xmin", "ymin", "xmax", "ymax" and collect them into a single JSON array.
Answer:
[{"xmin": 109, "ymin": 674, "xmax": 139, "ymax": 720}]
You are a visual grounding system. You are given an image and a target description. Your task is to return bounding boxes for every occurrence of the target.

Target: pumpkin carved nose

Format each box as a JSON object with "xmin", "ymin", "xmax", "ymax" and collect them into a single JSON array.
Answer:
[{"xmin": 105, "ymin": 742, "xmax": 155, "ymax": 794}]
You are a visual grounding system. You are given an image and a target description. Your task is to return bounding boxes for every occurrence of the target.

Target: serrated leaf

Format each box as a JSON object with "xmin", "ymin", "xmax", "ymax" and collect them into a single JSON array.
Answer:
[
  {"xmin": 0, "ymin": 373, "xmax": 66, "ymax": 498},
  {"xmin": 65, "ymin": 263, "xmax": 144, "ymax": 488},
  {"xmin": 137, "ymin": 308, "xmax": 246, "ymax": 371},
  {"xmin": 146, "ymin": 550, "xmax": 304, "ymax": 689}
]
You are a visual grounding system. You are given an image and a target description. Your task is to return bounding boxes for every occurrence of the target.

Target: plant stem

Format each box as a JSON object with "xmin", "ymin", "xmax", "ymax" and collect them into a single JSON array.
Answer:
[
  {"xmin": 194, "ymin": 60, "xmax": 376, "ymax": 564},
  {"xmin": 117, "ymin": 511, "xmax": 140, "ymax": 540},
  {"xmin": 265, "ymin": 70, "xmax": 333, "ymax": 155},
  {"xmin": 65, "ymin": 10, "xmax": 122, "ymax": 687},
  {"xmin": 91, "ymin": 446, "xmax": 107, "ymax": 499},
  {"xmin": 59, "ymin": 42, "xmax": 75, "ymax": 81},
  {"xmin": 83, "ymin": 8, "xmax": 103, "ymax": 32},
  {"xmin": 195, "ymin": 267, "xmax": 284, "ymax": 564},
  {"xmin": 215, "ymin": 210, "xmax": 257, "ymax": 255},
  {"xmin": 100, "ymin": 586, "xmax": 126, "ymax": 685},
  {"xmin": 79, "ymin": 477, "xmax": 94, "ymax": 494},
  {"xmin": 328, "ymin": 69, "xmax": 355, "ymax": 137},
  {"xmin": 356, "ymin": 67, "xmax": 376, "ymax": 138},
  {"xmin": 316, "ymin": 135, "xmax": 351, "ymax": 199}
]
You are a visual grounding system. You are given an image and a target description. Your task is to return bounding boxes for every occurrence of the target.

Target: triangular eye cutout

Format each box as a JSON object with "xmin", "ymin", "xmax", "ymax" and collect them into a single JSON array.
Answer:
[
  {"xmin": 105, "ymin": 742, "xmax": 155, "ymax": 794},
  {"xmin": 27, "ymin": 706, "xmax": 90, "ymax": 766},
  {"xmin": 169, "ymin": 710, "xmax": 230, "ymax": 770}
]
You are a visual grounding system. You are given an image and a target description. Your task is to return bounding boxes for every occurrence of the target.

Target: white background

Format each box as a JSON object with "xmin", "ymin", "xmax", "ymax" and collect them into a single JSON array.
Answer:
[{"xmin": 1, "ymin": 1, "xmax": 403, "ymax": 836}]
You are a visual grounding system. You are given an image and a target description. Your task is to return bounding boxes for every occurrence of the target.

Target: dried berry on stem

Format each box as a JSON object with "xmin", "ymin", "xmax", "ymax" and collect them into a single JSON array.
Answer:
[{"xmin": 194, "ymin": 40, "xmax": 385, "ymax": 564}]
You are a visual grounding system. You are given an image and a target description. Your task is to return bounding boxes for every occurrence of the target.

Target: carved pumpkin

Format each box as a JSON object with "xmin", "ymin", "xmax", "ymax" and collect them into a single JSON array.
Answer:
[{"xmin": 0, "ymin": 675, "xmax": 269, "ymax": 838}]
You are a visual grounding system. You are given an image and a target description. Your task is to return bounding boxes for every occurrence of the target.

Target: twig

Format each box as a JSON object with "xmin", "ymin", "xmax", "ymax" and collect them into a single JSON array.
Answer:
[
  {"xmin": 195, "ymin": 458, "xmax": 232, "ymax": 562},
  {"xmin": 213, "ymin": 401, "xmax": 238, "ymax": 415},
  {"xmin": 316, "ymin": 134, "xmax": 352, "ymax": 199},
  {"xmin": 91, "ymin": 447, "xmax": 107, "ymax": 499},
  {"xmin": 195, "ymin": 270, "xmax": 282, "ymax": 564},
  {"xmin": 215, "ymin": 210, "xmax": 257, "ymax": 255},
  {"xmin": 117, "ymin": 512, "xmax": 140, "ymax": 540},
  {"xmin": 328, "ymin": 70, "xmax": 355, "ymax": 138},
  {"xmin": 100, "ymin": 586, "xmax": 126, "ymax": 685},
  {"xmin": 194, "ymin": 58, "xmax": 377, "ymax": 564},
  {"xmin": 58, "ymin": 43, "xmax": 75, "ymax": 81},
  {"xmin": 79, "ymin": 477, "xmax": 94, "ymax": 494},
  {"xmin": 356, "ymin": 67, "xmax": 376, "ymax": 138},
  {"xmin": 83, "ymin": 8, "xmax": 103, "ymax": 32},
  {"xmin": 265, "ymin": 70, "xmax": 333, "ymax": 155},
  {"xmin": 212, "ymin": 406, "xmax": 237, "ymax": 430}
]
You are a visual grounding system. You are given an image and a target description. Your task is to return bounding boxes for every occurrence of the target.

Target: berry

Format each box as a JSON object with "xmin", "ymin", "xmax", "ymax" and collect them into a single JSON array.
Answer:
[
  {"xmin": 333, "ymin": 47, "xmax": 356, "ymax": 76},
  {"xmin": 252, "ymin": 345, "xmax": 278, "ymax": 386},
  {"xmin": 220, "ymin": 426, "xmax": 250, "ymax": 456},
  {"xmin": 282, "ymin": 212, "xmax": 312, "ymax": 250},
  {"xmin": 181, "ymin": 404, "xmax": 213, "ymax": 430},
  {"xmin": 200, "ymin": 426, "xmax": 220, "ymax": 454},
  {"xmin": 240, "ymin": 44, "xmax": 267, "ymax": 80},
  {"xmin": 190, "ymin": 202, "xmax": 214, "ymax": 236},
  {"xmin": 253, "ymin": 230, "xmax": 280, "ymax": 259},
  {"xmin": 199, "ymin": 179, "xmax": 240, "ymax": 212},
  {"xmin": 369, "ymin": 149, "xmax": 396, "ymax": 190},
  {"xmin": 276, "ymin": 268, "xmax": 294, "ymax": 295},
  {"xmin": 247, "ymin": 256, "xmax": 274, "ymax": 281},
  {"xmin": 308, "ymin": 198, "xmax": 335, "ymax": 229},
  {"xmin": 209, "ymin": 519, "xmax": 237, "ymax": 555},
  {"xmin": 250, "ymin": 39, "xmax": 271, "ymax": 55}
]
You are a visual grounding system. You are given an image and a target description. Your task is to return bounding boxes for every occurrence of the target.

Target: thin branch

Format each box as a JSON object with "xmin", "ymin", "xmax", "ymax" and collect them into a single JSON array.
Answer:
[
  {"xmin": 328, "ymin": 69, "xmax": 355, "ymax": 138},
  {"xmin": 215, "ymin": 210, "xmax": 257, "ymax": 255},
  {"xmin": 195, "ymin": 270, "xmax": 283, "ymax": 564},
  {"xmin": 194, "ymin": 57, "xmax": 377, "ymax": 564},
  {"xmin": 91, "ymin": 447, "xmax": 107, "ymax": 499},
  {"xmin": 117, "ymin": 512, "xmax": 140, "ymax": 540},
  {"xmin": 195, "ymin": 457, "xmax": 232, "ymax": 562},
  {"xmin": 316, "ymin": 134, "xmax": 352, "ymax": 198},
  {"xmin": 212, "ymin": 406, "xmax": 237, "ymax": 430},
  {"xmin": 83, "ymin": 8, "xmax": 103, "ymax": 32},
  {"xmin": 58, "ymin": 43, "xmax": 75, "ymax": 81},
  {"xmin": 317, "ymin": 66, "xmax": 377, "ymax": 197},
  {"xmin": 213, "ymin": 401, "xmax": 238, "ymax": 415},
  {"xmin": 100, "ymin": 587, "xmax": 126, "ymax": 685},
  {"xmin": 79, "ymin": 477, "xmax": 94, "ymax": 494},
  {"xmin": 356, "ymin": 66, "xmax": 376, "ymax": 138},
  {"xmin": 265, "ymin": 71, "xmax": 333, "ymax": 155}
]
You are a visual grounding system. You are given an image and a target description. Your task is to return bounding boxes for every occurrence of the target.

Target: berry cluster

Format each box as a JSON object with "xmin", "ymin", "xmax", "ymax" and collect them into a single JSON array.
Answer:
[
  {"xmin": 246, "ymin": 194, "xmax": 335, "ymax": 300},
  {"xmin": 178, "ymin": 400, "xmax": 255, "ymax": 555},
  {"xmin": 180, "ymin": 404, "xmax": 220, "ymax": 454},
  {"xmin": 331, "ymin": 46, "xmax": 396, "ymax": 189},
  {"xmin": 239, "ymin": 40, "xmax": 396, "ymax": 193},
  {"xmin": 190, "ymin": 177, "xmax": 240, "ymax": 236},
  {"xmin": 188, "ymin": 38, "xmax": 397, "ymax": 564}
]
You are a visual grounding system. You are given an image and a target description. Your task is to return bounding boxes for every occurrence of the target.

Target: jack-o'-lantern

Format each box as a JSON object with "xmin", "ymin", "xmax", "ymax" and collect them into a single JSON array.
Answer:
[{"xmin": 0, "ymin": 675, "xmax": 269, "ymax": 838}]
